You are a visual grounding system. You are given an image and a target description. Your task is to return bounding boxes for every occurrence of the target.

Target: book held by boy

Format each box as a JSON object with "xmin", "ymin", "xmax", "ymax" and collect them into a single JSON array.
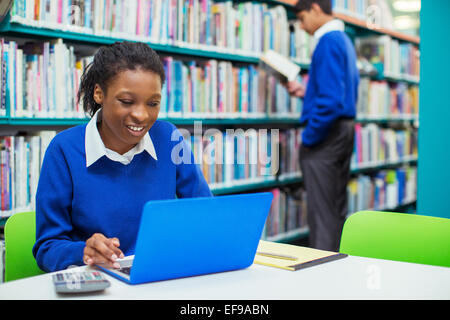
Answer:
[{"xmin": 259, "ymin": 50, "xmax": 301, "ymax": 83}]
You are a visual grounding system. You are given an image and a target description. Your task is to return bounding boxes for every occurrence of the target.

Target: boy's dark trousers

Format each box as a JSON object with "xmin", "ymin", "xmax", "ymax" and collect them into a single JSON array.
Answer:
[{"xmin": 299, "ymin": 119, "xmax": 355, "ymax": 252}]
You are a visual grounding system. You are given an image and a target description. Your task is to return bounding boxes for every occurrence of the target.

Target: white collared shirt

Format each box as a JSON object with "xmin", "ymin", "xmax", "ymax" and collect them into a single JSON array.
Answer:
[
  {"xmin": 85, "ymin": 108, "xmax": 157, "ymax": 167},
  {"xmin": 314, "ymin": 19, "xmax": 345, "ymax": 41}
]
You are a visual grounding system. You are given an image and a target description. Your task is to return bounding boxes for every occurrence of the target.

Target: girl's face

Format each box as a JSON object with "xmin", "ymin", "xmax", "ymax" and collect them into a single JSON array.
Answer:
[{"xmin": 93, "ymin": 68, "xmax": 162, "ymax": 155}]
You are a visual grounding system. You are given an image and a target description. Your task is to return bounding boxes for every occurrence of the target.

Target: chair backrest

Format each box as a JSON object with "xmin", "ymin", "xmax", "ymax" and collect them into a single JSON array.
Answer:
[
  {"xmin": 339, "ymin": 211, "xmax": 450, "ymax": 268},
  {"xmin": 4, "ymin": 212, "xmax": 45, "ymax": 282}
]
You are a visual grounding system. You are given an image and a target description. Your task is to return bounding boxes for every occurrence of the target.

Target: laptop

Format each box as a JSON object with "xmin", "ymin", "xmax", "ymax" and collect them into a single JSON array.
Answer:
[{"xmin": 96, "ymin": 192, "xmax": 273, "ymax": 284}]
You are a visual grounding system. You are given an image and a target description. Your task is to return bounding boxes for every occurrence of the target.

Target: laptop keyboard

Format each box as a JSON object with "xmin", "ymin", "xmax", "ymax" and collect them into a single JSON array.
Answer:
[{"xmin": 119, "ymin": 266, "xmax": 132, "ymax": 275}]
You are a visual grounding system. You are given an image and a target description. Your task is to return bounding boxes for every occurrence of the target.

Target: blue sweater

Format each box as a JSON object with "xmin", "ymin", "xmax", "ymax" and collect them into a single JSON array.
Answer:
[
  {"xmin": 300, "ymin": 31, "xmax": 359, "ymax": 147},
  {"xmin": 32, "ymin": 120, "xmax": 212, "ymax": 272}
]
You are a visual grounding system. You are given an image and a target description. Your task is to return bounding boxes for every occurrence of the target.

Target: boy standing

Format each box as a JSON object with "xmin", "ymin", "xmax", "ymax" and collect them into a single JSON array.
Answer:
[{"xmin": 288, "ymin": 0, "xmax": 359, "ymax": 251}]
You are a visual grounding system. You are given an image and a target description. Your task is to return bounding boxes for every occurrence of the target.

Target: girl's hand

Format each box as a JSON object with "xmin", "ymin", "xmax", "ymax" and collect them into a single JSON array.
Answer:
[{"xmin": 83, "ymin": 233, "xmax": 124, "ymax": 269}]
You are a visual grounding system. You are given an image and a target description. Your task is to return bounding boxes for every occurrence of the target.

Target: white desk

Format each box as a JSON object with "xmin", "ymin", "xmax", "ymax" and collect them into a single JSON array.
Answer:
[{"xmin": 0, "ymin": 255, "xmax": 449, "ymax": 300}]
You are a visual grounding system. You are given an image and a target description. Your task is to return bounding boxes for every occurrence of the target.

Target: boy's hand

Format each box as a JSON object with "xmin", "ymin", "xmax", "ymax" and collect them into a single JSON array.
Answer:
[{"xmin": 286, "ymin": 81, "xmax": 306, "ymax": 98}]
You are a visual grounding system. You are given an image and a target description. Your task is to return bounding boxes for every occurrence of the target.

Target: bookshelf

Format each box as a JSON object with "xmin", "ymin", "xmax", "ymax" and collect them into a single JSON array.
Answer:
[
  {"xmin": 275, "ymin": 0, "xmax": 420, "ymax": 44},
  {"xmin": 211, "ymin": 173, "xmax": 302, "ymax": 195},
  {"xmin": 0, "ymin": 0, "xmax": 420, "ymax": 243},
  {"xmin": 0, "ymin": 116, "xmax": 419, "ymax": 127},
  {"xmin": 333, "ymin": 12, "xmax": 420, "ymax": 45},
  {"xmin": 351, "ymin": 156, "xmax": 417, "ymax": 174},
  {"xmin": 1, "ymin": 116, "xmax": 302, "ymax": 126},
  {"xmin": 0, "ymin": 15, "xmax": 262, "ymax": 63}
]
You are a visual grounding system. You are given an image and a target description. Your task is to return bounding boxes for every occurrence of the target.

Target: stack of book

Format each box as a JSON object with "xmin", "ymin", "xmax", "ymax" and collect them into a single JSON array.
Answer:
[
  {"xmin": 0, "ymin": 131, "xmax": 56, "ymax": 217},
  {"xmin": 357, "ymin": 78, "xmax": 419, "ymax": 119},
  {"xmin": 347, "ymin": 167, "xmax": 417, "ymax": 214},
  {"xmin": 0, "ymin": 38, "xmax": 92, "ymax": 119},
  {"xmin": 352, "ymin": 124, "xmax": 418, "ymax": 168},
  {"xmin": 262, "ymin": 187, "xmax": 307, "ymax": 239}
]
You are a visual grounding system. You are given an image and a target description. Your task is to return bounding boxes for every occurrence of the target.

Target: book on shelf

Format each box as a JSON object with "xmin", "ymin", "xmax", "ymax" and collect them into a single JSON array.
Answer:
[
  {"xmin": 289, "ymin": 20, "xmax": 315, "ymax": 64},
  {"xmin": 356, "ymin": 35, "xmax": 420, "ymax": 79},
  {"xmin": 1, "ymin": 36, "xmax": 304, "ymax": 120},
  {"xmin": 0, "ymin": 37, "xmax": 91, "ymax": 119},
  {"xmin": 332, "ymin": 0, "xmax": 368, "ymax": 21},
  {"xmin": 262, "ymin": 187, "xmax": 307, "ymax": 240},
  {"xmin": 0, "ymin": 38, "xmax": 7, "ymax": 116},
  {"xmin": 259, "ymin": 49, "xmax": 301, "ymax": 83},
  {"xmin": 347, "ymin": 167, "xmax": 417, "ymax": 215},
  {"xmin": 192, "ymin": 128, "xmax": 277, "ymax": 185},
  {"xmin": 357, "ymin": 78, "xmax": 419, "ymax": 119},
  {"xmin": 180, "ymin": 126, "xmax": 302, "ymax": 187},
  {"xmin": 159, "ymin": 55, "xmax": 302, "ymax": 119},
  {"xmin": 9, "ymin": 0, "xmax": 303, "ymax": 59},
  {"xmin": 0, "ymin": 131, "xmax": 56, "ymax": 218},
  {"xmin": 352, "ymin": 123, "xmax": 418, "ymax": 168},
  {"xmin": 278, "ymin": 128, "xmax": 302, "ymax": 176}
]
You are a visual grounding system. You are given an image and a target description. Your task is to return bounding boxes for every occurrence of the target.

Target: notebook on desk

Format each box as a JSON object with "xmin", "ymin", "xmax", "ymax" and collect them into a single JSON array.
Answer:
[
  {"xmin": 96, "ymin": 192, "xmax": 273, "ymax": 284},
  {"xmin": 254, "ymin": 240, "xmax": 348, "ymax": 271}
]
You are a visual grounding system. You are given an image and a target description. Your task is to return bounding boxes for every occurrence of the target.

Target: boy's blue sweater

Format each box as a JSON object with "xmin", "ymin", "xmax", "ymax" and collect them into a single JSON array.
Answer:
[
  {"xmin": 300, "ymin": 31, "xmax": 359, "ymax": 147},
  {"xmin": 32, "ymin": 120, "xmax": 212, "ymax": 272}
]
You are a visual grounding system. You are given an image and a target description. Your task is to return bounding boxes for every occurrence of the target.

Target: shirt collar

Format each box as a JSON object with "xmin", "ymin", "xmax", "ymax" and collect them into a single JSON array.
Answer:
[
  {"xmin": 314, "ymin": 19, "xmax": 345, "ymax": 41},
  {"xmin": 85, "ymin": 108, "xmax": 157, "ymax": 167}
]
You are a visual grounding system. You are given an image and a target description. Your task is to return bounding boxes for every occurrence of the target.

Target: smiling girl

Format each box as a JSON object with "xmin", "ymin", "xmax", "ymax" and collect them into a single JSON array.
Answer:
[{"xmin": 33, "ymin": 42, "xmax": 212, "ymax": 272}]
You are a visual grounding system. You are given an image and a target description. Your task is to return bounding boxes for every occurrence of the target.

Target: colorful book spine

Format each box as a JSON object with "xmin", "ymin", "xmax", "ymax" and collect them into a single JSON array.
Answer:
[
  {"xmin": 333, "ymin": 0, "xmax": 368, "ymax": 20},
  {"xmin": 157, "ymin": 55, "xmax": 301, "ymax": 119},
  {"xmin": 0, "ymin": 132, "xmax": 56, "ymax": 218},
  {"xmin": 351, "ymin": 124, "xmax": 418, "ymax": 168},
  {"xmin": 347, "ymin": 167, "xmax": 417, "ymax": 215},
  {"xmin": 289, "ymin": 20, "xmax": 315, "ymax": 64},
  {"xmin": 262, "ymin": 187, "xmax": 307, "ymax": 239},
  {"xmin": 0, "ymin": 37, "xmax": 92, "ymax": 119},
  {"xmin": 10, "ymin": 0, "xmax": 300, "ymax": 58},
  {"xmin": 0, "ymin": 39, "xmax": 5, "ymax": 116},
  {"xmin": 278, "ymin": 128, "xmax": 302, "ymax": 177},
  {"xmin": 356, "ymin": 35, "xmax": 420, "ymax": 80},
  {"xmin": 357, "ymin": 79, "xmax": 419, "ymax": 118},
  {"xmin": 180, "ymin": 127, "xmax": 301, "ymax": 187}
]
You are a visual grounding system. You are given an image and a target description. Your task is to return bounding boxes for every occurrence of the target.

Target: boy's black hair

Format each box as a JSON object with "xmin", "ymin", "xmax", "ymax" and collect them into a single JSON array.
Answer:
[
  {"xmin": 294, "ymin": 0, "xmax": 333, "ymax": 15},
  {"xmin": 78, "ymin": 41, "xmax": 166, "ymax": 117}
]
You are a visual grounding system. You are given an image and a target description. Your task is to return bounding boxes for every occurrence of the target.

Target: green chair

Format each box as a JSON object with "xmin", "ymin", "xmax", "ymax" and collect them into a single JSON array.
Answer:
[
  {"xmin": 4, "ymin": 211, "xmax": 45, "ymax": 282},
  {"xmin": 339, "ymin": 210, "xmax": 450, "ymax": 268}
]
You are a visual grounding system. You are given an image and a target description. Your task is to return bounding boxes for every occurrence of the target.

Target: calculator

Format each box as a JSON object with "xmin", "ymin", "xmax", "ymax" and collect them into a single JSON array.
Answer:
[{"xmin": 52, "ymin": 270, "xmax": 111, "ymax": 294}]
